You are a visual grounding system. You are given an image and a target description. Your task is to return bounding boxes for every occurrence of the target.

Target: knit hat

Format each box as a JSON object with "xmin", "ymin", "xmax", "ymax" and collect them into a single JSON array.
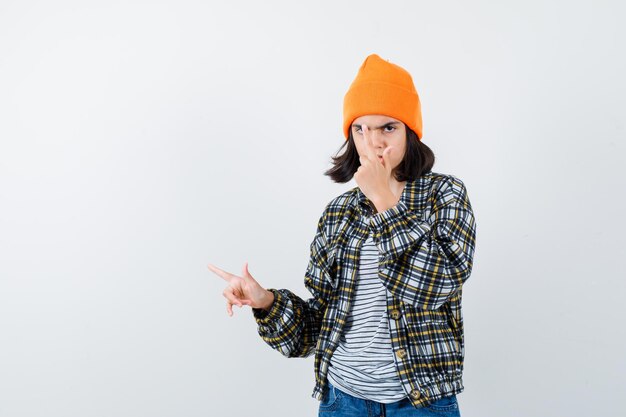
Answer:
[{"xmin": 343, "ymin": 54, "xmax": 423, "ymax": 140}]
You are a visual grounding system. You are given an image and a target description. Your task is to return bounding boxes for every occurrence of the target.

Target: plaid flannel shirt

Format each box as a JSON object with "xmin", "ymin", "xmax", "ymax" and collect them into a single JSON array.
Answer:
[{"xmin": 252, "ymin": 171, "xmax": 477, "ymax": 408}]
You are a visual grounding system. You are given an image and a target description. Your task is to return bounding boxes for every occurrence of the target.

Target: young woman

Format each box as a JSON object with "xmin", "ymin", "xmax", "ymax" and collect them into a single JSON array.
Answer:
[{"xmin": 208, "ymin": 54, "xmax": 477, "ymax": 416}]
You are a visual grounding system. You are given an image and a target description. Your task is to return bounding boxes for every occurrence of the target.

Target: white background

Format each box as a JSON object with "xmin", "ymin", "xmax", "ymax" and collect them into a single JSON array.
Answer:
[{"xmin": 1, "ymin": 1, "xmax": 624, "ymax": 416}]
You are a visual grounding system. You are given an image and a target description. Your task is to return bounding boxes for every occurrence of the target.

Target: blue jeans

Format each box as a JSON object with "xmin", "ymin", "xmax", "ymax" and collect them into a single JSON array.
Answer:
[{"xmin": 318, "ymin": 381, "xmax": 461, "ymax": 417}]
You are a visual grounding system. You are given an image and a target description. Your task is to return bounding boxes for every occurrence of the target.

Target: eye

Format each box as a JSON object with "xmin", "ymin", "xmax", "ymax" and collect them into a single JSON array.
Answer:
[
  {"xmin": 353, "ymin": 126, "xmax": 362, "ymax": 134},
  {"xmin": 384, "ymin": 125, "xmax": 396, "ymax": 132}
]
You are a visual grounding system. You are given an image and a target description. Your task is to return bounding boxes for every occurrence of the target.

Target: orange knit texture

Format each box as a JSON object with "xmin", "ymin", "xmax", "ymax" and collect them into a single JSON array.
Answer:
[{"xmin": 343, "ymin": 54, "xmax": 423, "ymax": 140}]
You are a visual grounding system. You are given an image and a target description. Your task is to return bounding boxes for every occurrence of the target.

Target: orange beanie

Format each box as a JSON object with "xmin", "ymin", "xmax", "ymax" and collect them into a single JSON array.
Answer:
[{"xmin": 343, "ymin": 54, "xmax": 423, "ymax": 140}]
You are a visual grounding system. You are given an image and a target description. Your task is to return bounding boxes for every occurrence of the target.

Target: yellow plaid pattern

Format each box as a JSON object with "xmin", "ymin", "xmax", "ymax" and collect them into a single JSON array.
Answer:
[{"xmin": 252, "ymin": 171, "xmax": 477, "ymax": 408}]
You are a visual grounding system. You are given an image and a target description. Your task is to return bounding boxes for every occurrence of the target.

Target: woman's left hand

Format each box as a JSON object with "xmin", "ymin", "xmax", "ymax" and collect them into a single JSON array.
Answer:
[{"xmin": 353, "ymin": 125, "xmax": 396, "ymax": 211}]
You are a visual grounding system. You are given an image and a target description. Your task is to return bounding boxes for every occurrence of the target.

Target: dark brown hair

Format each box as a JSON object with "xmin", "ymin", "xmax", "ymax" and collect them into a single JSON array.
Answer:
[{"xmin": 324, "ymin": 125, "xmax": 435, "ymax": 183}]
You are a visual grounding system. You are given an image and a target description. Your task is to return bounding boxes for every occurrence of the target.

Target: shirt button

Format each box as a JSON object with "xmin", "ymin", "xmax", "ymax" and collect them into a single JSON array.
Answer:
[
  {"xmin": 396, "ymin": 349, "xmax": 407, "ymax": 359},
  {"xmin": 389, "ymin": 309, "xmax": 401, "ymax": 320},
  {"xmin": 410, "ymin": 389, "xmax": 421, "ymax": 399}
]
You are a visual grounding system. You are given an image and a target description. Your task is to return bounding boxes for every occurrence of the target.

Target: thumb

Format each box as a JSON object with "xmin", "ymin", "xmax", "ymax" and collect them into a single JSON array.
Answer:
[
  {"xmin": 382, "ymin": 147, "xmax": 393, "ymax": 171},
  {"xmin": 242, "ymin": 261, "xmax": 253, "ymax": 280}
]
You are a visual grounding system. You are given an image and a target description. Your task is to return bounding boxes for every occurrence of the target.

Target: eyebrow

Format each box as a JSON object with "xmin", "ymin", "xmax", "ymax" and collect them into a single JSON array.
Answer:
[{"xmin": 352, "ymin": 121, "xmax": 400, "ymax": 129}]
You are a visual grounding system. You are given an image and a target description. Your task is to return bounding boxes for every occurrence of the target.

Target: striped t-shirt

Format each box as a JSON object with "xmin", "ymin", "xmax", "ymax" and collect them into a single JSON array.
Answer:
[{"xmin": 327, "ymin": 223, "xmax": 407, "ymax": 403}]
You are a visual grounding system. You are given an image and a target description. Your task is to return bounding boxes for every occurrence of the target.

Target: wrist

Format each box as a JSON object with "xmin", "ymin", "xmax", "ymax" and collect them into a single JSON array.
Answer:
[
  {"xmin": 372, "ymin": 191, "xmax": 398, "ymax": 213},
  {"xmin": 259, "ymin": 289, "xmax": 275, "ymax": 311}
]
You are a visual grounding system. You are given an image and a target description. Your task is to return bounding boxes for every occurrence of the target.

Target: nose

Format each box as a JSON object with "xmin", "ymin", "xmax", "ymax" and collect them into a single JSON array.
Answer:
[{"xmin": 368, "ymin": 128, "xmax": 386, "ymax": 148}]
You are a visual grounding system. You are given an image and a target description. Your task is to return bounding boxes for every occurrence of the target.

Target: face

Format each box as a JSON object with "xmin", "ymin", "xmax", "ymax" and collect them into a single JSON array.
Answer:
[{"xmin": 351, "ymin": 114, "xmax": 407, "ymax": 172}]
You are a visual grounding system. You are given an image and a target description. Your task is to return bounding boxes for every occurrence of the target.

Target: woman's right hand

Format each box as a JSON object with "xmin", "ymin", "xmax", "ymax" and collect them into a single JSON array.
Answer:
[{"xmin": 207, "ymin": 261, "xmax": 275, "ymax": 317}]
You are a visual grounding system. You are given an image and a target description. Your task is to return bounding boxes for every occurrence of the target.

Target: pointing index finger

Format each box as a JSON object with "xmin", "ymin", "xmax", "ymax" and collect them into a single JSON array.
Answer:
[
  {"xmin": 361, "ymin": 125, "xmax": 378, "ymax": 161},
  {"xmin": 207, "ymin": 263, "xmax": 234, "ymax": 283}
]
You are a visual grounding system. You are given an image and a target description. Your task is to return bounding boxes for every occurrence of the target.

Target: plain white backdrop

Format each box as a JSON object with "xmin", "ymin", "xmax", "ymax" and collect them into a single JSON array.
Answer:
[{"xmin": 1, "ymin": 1, "xmax": 624, "ymax": 416}]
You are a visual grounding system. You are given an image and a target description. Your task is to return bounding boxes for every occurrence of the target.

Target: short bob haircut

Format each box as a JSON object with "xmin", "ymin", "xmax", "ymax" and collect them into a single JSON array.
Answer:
[{"xmin": 324, "ymin": 124, "xmax": 435, "ymax": 183}]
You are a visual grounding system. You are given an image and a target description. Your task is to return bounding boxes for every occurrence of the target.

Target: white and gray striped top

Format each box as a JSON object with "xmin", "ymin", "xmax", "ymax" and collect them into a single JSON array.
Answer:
[{"xmin": 327, "ymin": 225, "xmax": 407, "ymax": 403}]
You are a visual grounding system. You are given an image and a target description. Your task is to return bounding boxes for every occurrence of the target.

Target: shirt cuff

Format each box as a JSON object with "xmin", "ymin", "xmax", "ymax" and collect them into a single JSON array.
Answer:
[
  {"xmin": 252, "ymin": 288, "xmax": 284, "ymax": 324},
  {"xmin": 369, "ymin": 200, "xmax": 410, "ymax": 231}
]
